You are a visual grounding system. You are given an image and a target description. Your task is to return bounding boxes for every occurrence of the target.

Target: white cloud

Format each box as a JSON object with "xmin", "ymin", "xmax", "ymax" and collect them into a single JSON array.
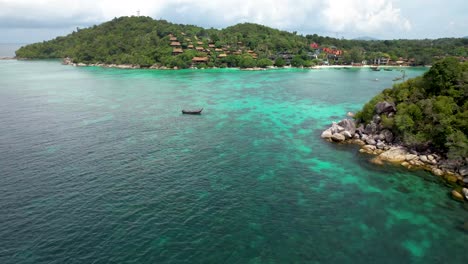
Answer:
[
  {"xmin": 1, "ymin": 0, "xmax": 466, "ymax": 41},
  {"xmin": 320, "ymin": 0, "xmax": 411, "ymax": 35},
  {"xmin": 0, "ymin": 0, "xmax": 103, "ymax": 27},
  {"xmin": 1, "ymin": 0, "xmax": 409, "ymax": 32}
]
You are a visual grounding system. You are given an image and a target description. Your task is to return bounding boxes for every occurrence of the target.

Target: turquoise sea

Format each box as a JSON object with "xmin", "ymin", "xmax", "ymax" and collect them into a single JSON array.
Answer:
[{"xmin": 0, "ymin": 60, "xmax": 466, "ymax": 263}]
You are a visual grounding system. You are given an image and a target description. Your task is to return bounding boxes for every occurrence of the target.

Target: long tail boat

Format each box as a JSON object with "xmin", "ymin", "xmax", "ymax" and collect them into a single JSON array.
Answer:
[{"xmin": 182, "ymin": 108, "xmax": 203, "ymax": 115}]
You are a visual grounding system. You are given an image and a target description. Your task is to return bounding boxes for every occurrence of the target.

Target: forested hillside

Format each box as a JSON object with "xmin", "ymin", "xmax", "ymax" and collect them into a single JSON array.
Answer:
[
  {"xmin": 355, "ymin": 58, "xmax": 468, "ymax": 161},
  {"xmin": 16, "ymin": 16, "xmax": 468, "ymax": 68}
]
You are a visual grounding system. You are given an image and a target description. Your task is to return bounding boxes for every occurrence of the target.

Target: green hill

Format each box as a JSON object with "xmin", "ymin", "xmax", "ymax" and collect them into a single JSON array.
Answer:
[
  {"xmin": 15, "ymin": 16, "xmax": 468, "ymax": 68},
  {"xmin": 355, "ymin": 57, "xmax": 468, "ymax": 161}
]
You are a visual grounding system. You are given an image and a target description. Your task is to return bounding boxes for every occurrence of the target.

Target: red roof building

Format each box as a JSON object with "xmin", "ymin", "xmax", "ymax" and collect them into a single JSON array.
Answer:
[{"xmin": 322, "ymin": 47, "xmax": 343, "ymax": 56}]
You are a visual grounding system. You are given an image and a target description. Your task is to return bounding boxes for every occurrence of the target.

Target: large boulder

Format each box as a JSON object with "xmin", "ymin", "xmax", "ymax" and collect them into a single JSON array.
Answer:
[
  {"xmin": 378, "ymin": 147, "xmax": 408, "ymax": 163},
  {"xmin": 405, "ymin": 154, "xmax": 418, "ymax": 161},
  {"xmin": 372, "ymin": 114, "xmax": 381, "ymax": 124},
  {"xmin": 380, "ymin": 129, "xmax": 394, "ymax": 143},
  {"xmin": 439, "ymin": 160, "xmax": 460, "ymax": 171},
  {"xmin": 459, "ymin": 166, "xmax": 468, "ymax": 176},
  {"xmin": 342, "ymin": 131, "xmax": 353, "ymax": 139},
  {"xmin": 330, "ymin": 122, "xmax": 345, "ymax": 134},
  {"xmin": 338, "ymin": 119, "xmax": 356, "ymax": 135},
  {"xmin": 331, "ymin": 133, "xmax": 346, "ymax": 142},
  {"xmin": 451, "ymin": 190, "xmax": 465, "ymax": 202},
  {"xmin": 365, "ymin": 138, "xmax": 377, "ymax": 145},
  {"xmin": 432, "ymin": 168, "xmax": 444, "ymax": 176},
  {"xmin": 321, "ymin": 129, "xmax": 333, "ymax": 139},
  {"xmin": 360, "ymin": 145, "xmax": 377, "ymax": 154},
  {"xmin": 356, "ymin": 124, "xmax": 365, "ymax": 136},
  {"xmin": 364, "ymin": 123, "xmax": 378, "ymax": 135},
  {"xmin": 375, "ymin": 101, "xmax": 396, "ymax": 115},
  {"xmin": 462, "ymin": 188, "xmax": 468, "ymax": 200},
  {"xmin": 376, "ymin": 141, "xmax": 386, "ymax": 150}
]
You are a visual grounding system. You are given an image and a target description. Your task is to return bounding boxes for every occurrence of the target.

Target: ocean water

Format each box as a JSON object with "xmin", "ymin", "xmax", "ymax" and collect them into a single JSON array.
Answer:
[{"xmin": 0, "ymin": 60, "xmax": 466, "ymax": 263}]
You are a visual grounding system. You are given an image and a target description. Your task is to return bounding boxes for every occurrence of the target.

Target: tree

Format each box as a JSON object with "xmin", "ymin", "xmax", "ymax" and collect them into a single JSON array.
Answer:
[
  {"xmin": 423, "ymin": 57, "xmax": 462, "ymax": 95},
  {"xmin": 274, "ymin": 57, "xmax": 286, "ymax": 67},
  {"xmin": 239, "ymin": 56, "xmax": 256, "ymax": 68},
  {"xmin": 291, "ymin": 55, "xmax": 304, "ymax": 67},
  {"xmin": 257, "ymin": 58, "xmax": 273, "ymax": 68}
]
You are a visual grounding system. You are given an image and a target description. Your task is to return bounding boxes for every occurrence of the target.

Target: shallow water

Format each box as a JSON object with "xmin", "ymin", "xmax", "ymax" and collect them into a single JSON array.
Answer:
[{"xmin": 0, "ymin": 61, "xmax": 466, "ymax": 263}]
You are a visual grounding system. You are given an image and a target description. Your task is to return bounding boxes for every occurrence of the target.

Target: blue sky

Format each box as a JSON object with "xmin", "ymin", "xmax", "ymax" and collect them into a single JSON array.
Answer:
[{"xmin": 0, "ymin": 0, "xmax": 467, "ymax": 43}]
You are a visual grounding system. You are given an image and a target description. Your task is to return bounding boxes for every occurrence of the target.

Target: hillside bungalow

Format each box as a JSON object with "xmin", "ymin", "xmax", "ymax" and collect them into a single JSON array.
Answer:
[
  {"xmin": 195, "ymin": 46, "xmax": 204, "ymax": 51},
  {"xmin": 172, "ymin": 48, "xmax": 183, "ymax": 55},
  {"xmin": 169, "ymin": 37, "xmax": 177, "ymax": 41},
  {"xmin": 192, "ymin": 57, "xmax": 209, "ymax": 64},
  {"xmin": 218, "ymin": 53, "xmax": 227, "ymax": 58},
  {"xmin": 187, "ymin": 44, "xmax": 194, "ymax": 49},
  {"xmin": 197, "ymin": 41, "xmax": 203, "ymax": 45},
  {"xmin": 215, "ymin": 48, "xmax": 223, "ymax": 52},
  {"xmin": 170, "ymin": 42, "xmax": 181, "ymax": 47},
  {"xmin": 208, "ymin": 44, "xmax": 215, "ymax": 48},
  {"xmin": 370, "ymin": 57, "xmax": 390, "ymax": 65}
]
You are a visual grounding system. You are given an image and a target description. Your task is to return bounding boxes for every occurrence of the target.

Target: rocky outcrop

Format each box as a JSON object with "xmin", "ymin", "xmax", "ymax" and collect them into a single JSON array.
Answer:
[
  {"xmin": 462, "ymin": 188, "xmax": 468, "ymax": 200},
  {"xmin": 321, "ymin": 120, "xmax": 354, "ymax": 143},
  {"xmin": 63, "ymin": 57, "xmax": 145, "ymax": 69},
  {"xmin": 321, "ymin": 103, "xmax": 468, "ymax": 202},
  {"xmin": 451, "ymin": 190, "xmax": 465, "ymax": 202},
  {"xmin": 338, "ymin": 119, "xmax": 356, "ymax": 135},
  {"xmin": 459, "ymin": 166, "xmax": 468, "ymax": 177},
  {"xmin": 375, "ymin": 101, "xmax": 396, "ymax": 114}
]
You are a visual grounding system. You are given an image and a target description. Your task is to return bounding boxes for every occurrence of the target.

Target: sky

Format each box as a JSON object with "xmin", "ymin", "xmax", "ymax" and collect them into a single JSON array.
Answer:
[{"xmin": 0, "ymin": 0, "xmax": 467, "ymax": 43}]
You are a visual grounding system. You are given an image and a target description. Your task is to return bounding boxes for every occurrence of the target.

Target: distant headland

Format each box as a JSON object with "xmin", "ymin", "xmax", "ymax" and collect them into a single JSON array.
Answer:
[{"xmin": 14, "ymin": 16, "xmax": 468, "ymax": 69}]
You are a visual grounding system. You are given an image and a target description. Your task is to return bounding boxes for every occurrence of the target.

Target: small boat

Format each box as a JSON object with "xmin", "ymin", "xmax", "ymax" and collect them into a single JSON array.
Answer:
[
  {"xmin": 182, "ymin": 108, "xmax": 203, "ymax": 115},
  {"xmin": 383, "ymin": 68, "xmax": 393, "ymax": 71},
  {"xmin": 370, "ymin": 66, "xmax": 381, "ymax": 71}
]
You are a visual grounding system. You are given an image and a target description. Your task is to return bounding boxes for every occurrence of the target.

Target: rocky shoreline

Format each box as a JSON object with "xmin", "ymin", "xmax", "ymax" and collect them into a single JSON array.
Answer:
[
  {"xmin": 321, "ymin": 101, "xmax": 468, "ymax": 202},
  {"xmin": 61, "ymin": 57, "xmax": 419, "ymax": 71},
  {"xmin": 62, "ymin": 57, "xmax": 309, "ymax": 70}
]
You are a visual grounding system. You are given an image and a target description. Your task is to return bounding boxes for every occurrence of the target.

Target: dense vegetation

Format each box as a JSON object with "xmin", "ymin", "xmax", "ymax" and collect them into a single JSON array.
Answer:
[
  {"xmin": 16, "ymin": 16, "xmax": 468, "ymax": 68},
  {"xmin": 355, "ymin": 58, "xmax": 468, "ymax": 160}
]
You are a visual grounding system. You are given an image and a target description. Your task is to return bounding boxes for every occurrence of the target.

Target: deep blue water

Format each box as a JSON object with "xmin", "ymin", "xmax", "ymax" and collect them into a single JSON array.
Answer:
[{"xmin": 0, "ymin": 60, "xmax": 466, "ymax": 263}]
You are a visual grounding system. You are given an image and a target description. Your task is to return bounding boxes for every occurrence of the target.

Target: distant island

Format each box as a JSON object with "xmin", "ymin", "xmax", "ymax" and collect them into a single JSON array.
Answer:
[
  {"xmin": 321, "ymin": 57, "xmax": 468, "ymax": 201},
  {"xmin": 15, "ymin": 16, "xmax": 468, "ymax": 69}
]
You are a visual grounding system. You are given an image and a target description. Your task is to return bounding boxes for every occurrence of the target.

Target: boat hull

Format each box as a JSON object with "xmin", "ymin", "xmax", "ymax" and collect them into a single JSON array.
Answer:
[{"xmin": 182, "ymin": 109, "xmax": 203, "ymax": 115}]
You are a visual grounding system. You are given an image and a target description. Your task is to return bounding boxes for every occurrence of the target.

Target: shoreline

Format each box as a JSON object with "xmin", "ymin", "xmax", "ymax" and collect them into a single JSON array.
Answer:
[
  {"xmin": 321, "ymin": 117, "xmax": 468, "ymax": 202},
  {"xmin": 60, "ymin": 58, "xmax": 423, "ymax": 70},
  {"xmin": 8, "ymin": 57, "xmax": 426, "ymax": 70}
]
